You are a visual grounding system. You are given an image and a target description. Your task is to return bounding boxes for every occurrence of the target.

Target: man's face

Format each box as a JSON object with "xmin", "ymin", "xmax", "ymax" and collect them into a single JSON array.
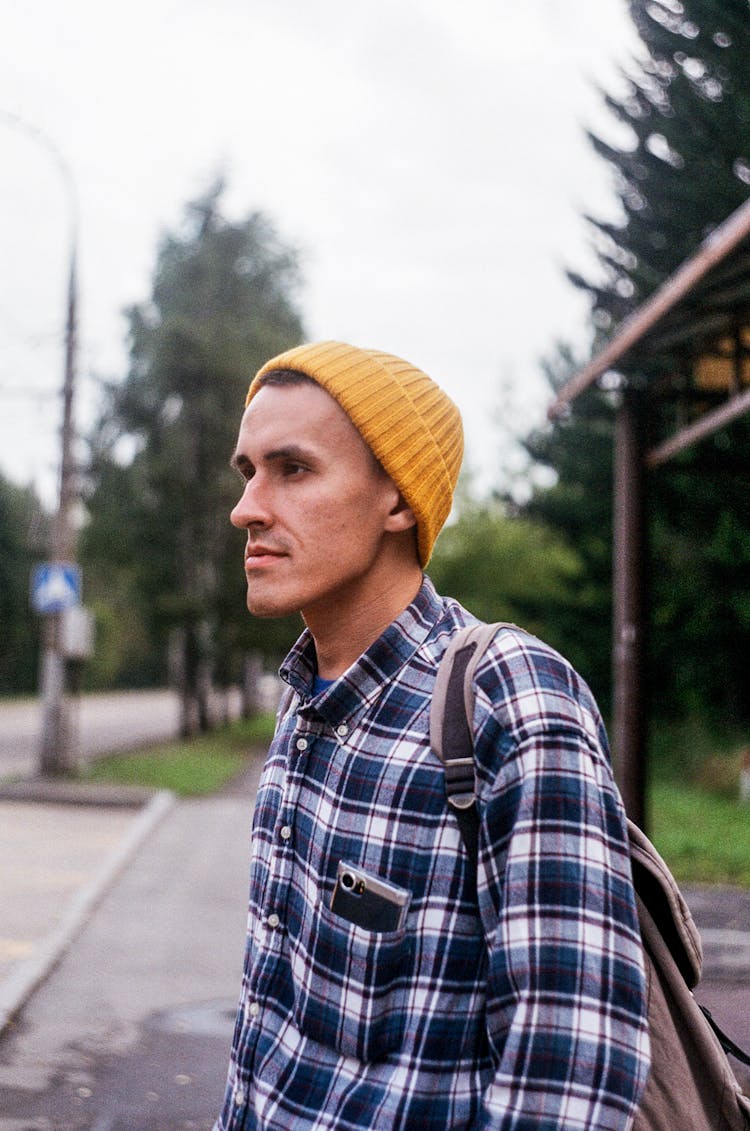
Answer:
[{"xmin": 230, "ymin": 381, "xmax": 404, "ymax": 623}]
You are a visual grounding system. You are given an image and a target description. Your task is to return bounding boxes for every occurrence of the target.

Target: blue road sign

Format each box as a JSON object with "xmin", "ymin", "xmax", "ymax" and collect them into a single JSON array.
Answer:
[{"xmin": 30, "ymin": 562, "xmax": 82, "ymax": 614}]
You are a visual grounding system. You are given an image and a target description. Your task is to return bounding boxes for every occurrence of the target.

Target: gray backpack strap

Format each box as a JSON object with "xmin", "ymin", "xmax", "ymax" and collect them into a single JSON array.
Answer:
[{"xmin": 431, "ymin": 622, "xmax": 513, "ymax": 865}]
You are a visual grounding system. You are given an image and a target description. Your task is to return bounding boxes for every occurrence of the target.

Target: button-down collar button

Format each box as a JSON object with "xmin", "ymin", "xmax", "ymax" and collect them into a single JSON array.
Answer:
[
  {"xmin": 295, "ymin": 737, "xmax": 308, "ymax": 751},
  {"xmin": 336, "ymin": 724, "xmax": 348, "ymax": 738},
  {"xmin": 280, "ymin": 825, "xmax": 292, "ymax": 841},
  {"xmin": 267, "ymin": 912, "xmax": 280, "ymax": 929}
]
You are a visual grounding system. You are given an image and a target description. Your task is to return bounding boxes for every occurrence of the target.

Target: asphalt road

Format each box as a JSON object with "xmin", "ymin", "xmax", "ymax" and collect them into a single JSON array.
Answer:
[{"xmin": 0, "ymin": 691, "xmax": 184, "ymax": 781}]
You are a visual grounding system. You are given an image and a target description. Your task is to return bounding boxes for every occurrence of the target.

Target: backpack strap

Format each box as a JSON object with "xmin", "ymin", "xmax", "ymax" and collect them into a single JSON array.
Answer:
[
  {"xmin": 701, "ymin": 1006, "xmax": 750, "ymax": 1068},
  {"xmin": 431, "ymin": 622, "xmax": 512, "ymax": 866}
]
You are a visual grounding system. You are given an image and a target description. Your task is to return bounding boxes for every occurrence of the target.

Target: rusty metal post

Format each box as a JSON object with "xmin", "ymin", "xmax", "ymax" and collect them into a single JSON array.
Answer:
[{"xmin": 612, "ymin": 389, "xmax": 648, "ymax": 829}]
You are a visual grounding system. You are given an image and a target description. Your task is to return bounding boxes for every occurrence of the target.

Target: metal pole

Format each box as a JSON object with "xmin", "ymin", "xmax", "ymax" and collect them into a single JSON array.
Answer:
[
  {"xmin": 40, "ymin": 251, "xmax": 79, "ymax": 774},
  {"xmin": 612, "ymin": 389, "xmax": 648, "ymax": 829},
  {"xmin": 1, "ymin": 112, "xmax": 80, "ymax": 775}
]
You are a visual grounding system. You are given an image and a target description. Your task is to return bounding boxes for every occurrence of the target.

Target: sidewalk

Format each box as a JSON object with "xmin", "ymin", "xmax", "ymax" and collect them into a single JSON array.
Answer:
[
  {"xmin": 0, "ymin": 763, "xmax": 263, "ymax": 1130},
  {"xmin": 0, "ymin": 782, "xmax": 175, "ymax": 1037}
]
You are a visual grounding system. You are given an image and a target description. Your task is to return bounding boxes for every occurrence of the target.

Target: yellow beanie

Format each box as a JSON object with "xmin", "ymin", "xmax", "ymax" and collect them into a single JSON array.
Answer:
[{"xmin": 246, "ymin": 340, "xmax": 463, "ymax": 566}]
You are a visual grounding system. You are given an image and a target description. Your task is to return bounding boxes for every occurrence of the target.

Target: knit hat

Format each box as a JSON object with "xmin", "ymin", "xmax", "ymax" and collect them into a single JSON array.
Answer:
[{"xmin": 246, "ymin": 340, "xmax": 463, "ymax": 566}]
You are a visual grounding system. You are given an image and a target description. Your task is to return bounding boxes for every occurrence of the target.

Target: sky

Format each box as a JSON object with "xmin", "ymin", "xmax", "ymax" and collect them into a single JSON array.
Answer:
[{"xmin": 0, "ymin": 0, "xmax": 641, "ymax": 512}]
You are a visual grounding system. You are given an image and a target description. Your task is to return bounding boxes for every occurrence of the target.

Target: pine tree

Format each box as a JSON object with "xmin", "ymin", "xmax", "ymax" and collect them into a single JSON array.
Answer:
[{"xmin": 574, "ymin": 0, "xmax": 750, "ymax": 329}]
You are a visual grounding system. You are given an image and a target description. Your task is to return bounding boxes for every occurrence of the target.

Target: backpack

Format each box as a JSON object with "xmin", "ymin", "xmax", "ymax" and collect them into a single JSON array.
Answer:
[{"xmin": 431, "ymin": 622, "xmax": 750, "ymax": 1131}]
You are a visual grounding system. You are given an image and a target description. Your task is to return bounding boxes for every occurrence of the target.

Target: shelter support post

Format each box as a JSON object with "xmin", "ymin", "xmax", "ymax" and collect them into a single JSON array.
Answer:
[{"xmin": 612, "ymin": 390, "xmax": 648, "ymax": 829}]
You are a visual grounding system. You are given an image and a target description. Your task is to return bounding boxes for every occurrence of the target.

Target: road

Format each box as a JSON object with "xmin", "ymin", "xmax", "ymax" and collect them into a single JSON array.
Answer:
[{"xmin": 0, "ymin": 690, "xmax": 185, "ymax": 781}]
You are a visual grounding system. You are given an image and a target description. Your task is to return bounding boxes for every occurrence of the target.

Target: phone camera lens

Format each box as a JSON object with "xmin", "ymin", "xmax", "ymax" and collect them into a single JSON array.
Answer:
[{"xmin": 341, "ymin": 871, "xmax": 355, "ymax": 891}]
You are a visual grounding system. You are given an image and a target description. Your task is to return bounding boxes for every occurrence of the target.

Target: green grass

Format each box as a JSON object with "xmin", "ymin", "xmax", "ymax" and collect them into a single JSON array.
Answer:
[
  {"xmin": 649, "ymin": 780, "xmax": 750, "ymax": 886},
  {"xmin": 646, "ymin": 717, "xmax": 750, "ymax": 885},
  {"xmin": 81, "ymin": 712, "xmax": 276, "ymax": 797}
]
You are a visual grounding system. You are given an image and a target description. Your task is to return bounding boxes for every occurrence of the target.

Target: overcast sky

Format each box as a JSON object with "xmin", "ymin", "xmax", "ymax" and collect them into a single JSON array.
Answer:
[{"xmin": 1, "ymin": 0, "xmax": 640, "ymax": 510}]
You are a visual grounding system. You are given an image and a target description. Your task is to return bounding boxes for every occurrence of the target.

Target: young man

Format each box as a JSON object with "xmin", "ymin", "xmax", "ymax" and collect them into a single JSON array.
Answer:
[{"xmin": 216, "ymin": 340, "xmax": 650, "ymax": 1131}]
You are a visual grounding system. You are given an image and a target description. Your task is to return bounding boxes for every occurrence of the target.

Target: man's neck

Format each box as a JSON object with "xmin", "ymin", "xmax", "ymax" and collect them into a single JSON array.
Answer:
[{"xmin": 306, "ymin": 566, "xmax": 423, "ymax": 680}]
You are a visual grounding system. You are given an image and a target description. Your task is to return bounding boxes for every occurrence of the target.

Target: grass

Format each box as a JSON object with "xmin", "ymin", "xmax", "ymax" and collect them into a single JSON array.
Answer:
[
  {"xmin": 647, "ymin": 718, "xmax": 750, "ymax": 885},
  {"xmin": 80, "ymin": 712, "xmax": 276, "ymax": 797},
  {"xmin": 650, "ymin": 781, "xmax": 750, "ymax": 886}
]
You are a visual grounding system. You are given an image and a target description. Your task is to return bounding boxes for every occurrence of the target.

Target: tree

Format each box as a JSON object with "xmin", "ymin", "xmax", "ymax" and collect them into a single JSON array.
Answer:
[
  {"xmin": 573, "ymin": 0, "xmax": 750, "ymax": 328},
  {"xmin": 522, "ymin": 0, "xmax": 750, "ymax": 727},
  {"xmin": 519, "ymin": 360, "xmax": 618, "ymax": 710},
  {"xmin": 429, "ymin": 495, "xmax": 603, "ymax": 691},
  {"xmin": 0, "ymin": 474, "xmax": 47, "ymax": 693},
  {"xmin": 82, "ymin": 182, "xmax": 305, "ymax": 730}
]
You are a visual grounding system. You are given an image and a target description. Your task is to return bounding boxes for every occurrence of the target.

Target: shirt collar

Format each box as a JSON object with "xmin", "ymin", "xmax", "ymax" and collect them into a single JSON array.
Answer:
[{"xmin": 280, "ymin": 575, "xmax": 446, "ymax": 729}]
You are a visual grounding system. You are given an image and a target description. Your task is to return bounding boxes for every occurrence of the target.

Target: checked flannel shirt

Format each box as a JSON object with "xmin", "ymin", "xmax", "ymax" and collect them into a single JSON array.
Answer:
[{"xmin": 216, "ymin": 577, "xmax": 650, "ymax": 1130}]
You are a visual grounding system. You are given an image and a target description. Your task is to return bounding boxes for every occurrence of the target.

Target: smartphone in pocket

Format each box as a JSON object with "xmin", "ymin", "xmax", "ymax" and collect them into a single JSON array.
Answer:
[{"xmin": 330, "ymin": 861, "xmax": 411, "ymax": 932}]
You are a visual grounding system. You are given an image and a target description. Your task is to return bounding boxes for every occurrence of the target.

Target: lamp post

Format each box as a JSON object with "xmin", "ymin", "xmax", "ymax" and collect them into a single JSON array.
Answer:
[{"xmin": 1, "ymin": 112, "xmax": 81, "ymax": 774}]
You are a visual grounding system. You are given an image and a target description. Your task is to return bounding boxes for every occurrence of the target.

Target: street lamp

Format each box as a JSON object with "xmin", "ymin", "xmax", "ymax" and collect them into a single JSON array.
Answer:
[{"xmin": 0, "ymin": 111, "xmax": 81, "ymax": 774}]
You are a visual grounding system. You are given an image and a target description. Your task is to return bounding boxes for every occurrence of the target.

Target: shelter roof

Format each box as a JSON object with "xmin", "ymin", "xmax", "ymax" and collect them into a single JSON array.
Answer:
[{"xmin": 548, "ymin": 197, "xmax": 750, "ymax": 467}]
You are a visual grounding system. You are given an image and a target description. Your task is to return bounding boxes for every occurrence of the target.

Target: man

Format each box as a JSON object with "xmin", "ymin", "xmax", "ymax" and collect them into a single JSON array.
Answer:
[{"xmin": 216, "ymin": 340, "xmax": 650, "ymax": 1130}]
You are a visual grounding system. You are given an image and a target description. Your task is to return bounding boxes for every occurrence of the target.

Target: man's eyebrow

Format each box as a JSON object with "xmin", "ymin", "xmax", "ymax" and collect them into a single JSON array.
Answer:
[
  {"xmin": 230, "ymin": 444, "xmax": 316, "ymax": 472},
  {"xmin": 264, "ymin": 444, "xmax": 316, "ymax": 463}
]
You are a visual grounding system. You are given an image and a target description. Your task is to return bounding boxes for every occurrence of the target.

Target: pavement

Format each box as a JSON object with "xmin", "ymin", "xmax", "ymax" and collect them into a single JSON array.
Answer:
[
  {"xmin": 1, "ymin": 755, "xmax": 750, "ymax": 1128},
  {"xmin": 0, "ymin": 754, "xmax": 265, "ymax": 1131}
]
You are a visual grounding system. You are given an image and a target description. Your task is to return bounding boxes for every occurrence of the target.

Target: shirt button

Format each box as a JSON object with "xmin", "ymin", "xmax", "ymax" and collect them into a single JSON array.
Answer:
[
  {"xmin": 248, "ymin": 1001, "xmax": 260, "ymax": 1018},
  {"xmin": 336, "ymin": 724, "xmax": 348, "ymax": 738},
  {"xmin": 280, "ymin": 825, "xmax": 292, "ymax": 841},
  {"xmin": 267, "ymin": 913, "xmax": 280, "ymax": 929},
  {"xmin": 235, "ymin": 1086, "xmax": 246, "ymax": 1105},
  {"xmin": 295, "ymin": 737, "xmax": 308, "ymax": 751}
]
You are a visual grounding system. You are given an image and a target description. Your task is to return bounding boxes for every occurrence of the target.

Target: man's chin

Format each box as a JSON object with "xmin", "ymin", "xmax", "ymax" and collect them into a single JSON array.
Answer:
[{"xmin": 245, "ymin": 591, "xmax": 299, "ymax": 619}]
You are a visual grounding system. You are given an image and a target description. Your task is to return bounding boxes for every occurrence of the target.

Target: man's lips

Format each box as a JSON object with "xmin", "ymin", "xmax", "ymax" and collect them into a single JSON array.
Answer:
[{"xmin": 244, "ymin": 546, "xmax": 286, "ymax": 568}]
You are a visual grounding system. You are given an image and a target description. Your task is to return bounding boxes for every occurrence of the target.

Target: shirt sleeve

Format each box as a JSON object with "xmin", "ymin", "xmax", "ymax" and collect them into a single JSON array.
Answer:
[{"xmin": 470, "ymin": 633, "xmax": 651, "ymax": 1131}]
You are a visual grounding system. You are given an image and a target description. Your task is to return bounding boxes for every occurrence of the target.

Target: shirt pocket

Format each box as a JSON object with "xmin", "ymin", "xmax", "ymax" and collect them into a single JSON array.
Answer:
[{"xmin": 289, "ymin": 898, "xmax": 413, "ymax": 1063}]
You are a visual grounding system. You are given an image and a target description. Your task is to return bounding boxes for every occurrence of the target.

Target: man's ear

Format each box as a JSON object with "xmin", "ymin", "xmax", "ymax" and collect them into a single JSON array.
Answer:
[{"xmin": 384, "ymin": 491, "xmax": 417, "ymax": 534}]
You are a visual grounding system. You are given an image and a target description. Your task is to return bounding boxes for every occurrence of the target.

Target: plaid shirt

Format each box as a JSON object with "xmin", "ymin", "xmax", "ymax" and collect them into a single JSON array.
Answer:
[{"xmin": 216, "ymin": 577, "xmax": 650, "ymax": 1130}]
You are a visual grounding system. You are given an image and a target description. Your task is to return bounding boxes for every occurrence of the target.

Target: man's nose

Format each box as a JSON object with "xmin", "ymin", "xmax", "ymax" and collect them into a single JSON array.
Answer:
[{"xmin": 230, "ymin": 479, "xmax": 272, "ymax": 529}]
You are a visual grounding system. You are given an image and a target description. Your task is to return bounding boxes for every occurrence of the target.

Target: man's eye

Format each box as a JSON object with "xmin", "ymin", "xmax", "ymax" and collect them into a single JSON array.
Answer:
[{"xmin": 283, "ymin": 462, "xmax": 307, "ymax": 477}]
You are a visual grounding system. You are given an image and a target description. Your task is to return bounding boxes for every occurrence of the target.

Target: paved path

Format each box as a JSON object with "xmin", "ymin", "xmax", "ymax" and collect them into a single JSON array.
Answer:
[{"xmin": 0, "ymin": 761, "xmax": 263, "ymax": 1131}]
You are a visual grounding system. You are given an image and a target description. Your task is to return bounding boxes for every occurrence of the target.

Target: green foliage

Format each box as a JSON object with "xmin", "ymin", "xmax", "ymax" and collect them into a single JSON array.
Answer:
[
  {"xmin": 649, "ymin": 434, "xmax": 750, "ymax": 724},
  {"xmin": 510, "ymin": 348, "xmax": 617, "ymax": 709},
  {"xmin": 429, "ymin": 499, "xmax": 615, "ymax": 695},
  {"xmin": 81, "ymin": 182, "xmax": 305, "ymax": 702},
  {"xmin": 0, "ymin": 474, "xmax": 47, "ymax": 693}
]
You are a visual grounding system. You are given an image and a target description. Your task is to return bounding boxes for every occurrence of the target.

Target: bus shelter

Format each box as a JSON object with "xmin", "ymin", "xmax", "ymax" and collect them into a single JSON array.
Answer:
[{"xmin": 549, "ymin": 197, "xmax": 750, "ymax": 827}]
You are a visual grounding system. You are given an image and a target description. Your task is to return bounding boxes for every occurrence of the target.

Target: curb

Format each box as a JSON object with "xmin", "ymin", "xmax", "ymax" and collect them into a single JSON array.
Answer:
[{"xmin": 0, "ymin": 788, "xmax": 176, "ymax": 1036}]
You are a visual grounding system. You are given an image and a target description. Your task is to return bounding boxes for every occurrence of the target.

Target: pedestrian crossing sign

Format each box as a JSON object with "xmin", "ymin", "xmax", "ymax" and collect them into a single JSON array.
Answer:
[{"xmin": 30, "ymin": 562, "xmax": 82, "ymax": 614}]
